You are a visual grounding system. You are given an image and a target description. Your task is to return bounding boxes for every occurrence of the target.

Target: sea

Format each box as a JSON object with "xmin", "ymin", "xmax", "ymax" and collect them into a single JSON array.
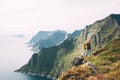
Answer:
[{"xmin": 0, "ymin": 36, "xmax": 52, "ymax": 80}]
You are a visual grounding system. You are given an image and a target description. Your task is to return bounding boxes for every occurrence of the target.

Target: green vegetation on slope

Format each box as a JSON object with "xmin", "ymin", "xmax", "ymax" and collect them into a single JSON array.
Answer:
[
  {"xmin": 17, "ymin": 39, "xmax": 75, "ymax": 77},
  {"xmin": 59, "ymin": 38, "xmax": 120, "ymax": 80},
  {"xmin": 17, "ymin": 14, "xmax": 120, "ymax": 79}
]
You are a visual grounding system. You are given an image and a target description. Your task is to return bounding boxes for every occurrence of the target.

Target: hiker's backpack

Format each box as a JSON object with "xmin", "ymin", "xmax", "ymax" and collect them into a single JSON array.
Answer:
[
  {"xmin": 84, "ymin": 42, "xmax": 91, "ymax": 50},
  {"xmin": 84, "ymin": 43, "xmax": 88, "ymax": 49}
]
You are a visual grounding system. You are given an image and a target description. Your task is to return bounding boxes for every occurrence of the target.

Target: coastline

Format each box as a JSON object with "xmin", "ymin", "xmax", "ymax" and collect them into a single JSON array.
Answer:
[{"xmin": 15, "ymin": 70, "xmax": 57, "ymax": 80}]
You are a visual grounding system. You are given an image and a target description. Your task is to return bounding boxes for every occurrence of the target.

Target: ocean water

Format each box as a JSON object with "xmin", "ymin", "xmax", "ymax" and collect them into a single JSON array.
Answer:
[{"xmin": 0, "ymin": 36, "xmax": 51, "ymax": 80}]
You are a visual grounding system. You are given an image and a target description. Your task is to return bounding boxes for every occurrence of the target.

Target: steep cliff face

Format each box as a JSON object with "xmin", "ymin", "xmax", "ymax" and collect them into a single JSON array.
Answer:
[
  {"xmin": 17, "ymin": 39, "xmax": 75, "ymax": 77},
  {"xmin": 17, "ymin": 14, "xmax": 120, "ymax": 78},
  {"xmin": 76, "ymin": 14, "xmax": 119, "ymax": 51}
]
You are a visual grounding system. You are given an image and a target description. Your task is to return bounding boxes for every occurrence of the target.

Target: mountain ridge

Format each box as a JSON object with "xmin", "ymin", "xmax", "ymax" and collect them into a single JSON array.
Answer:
[{"xmin": 16, "ymin": 14, "xmax": 120, "ymax": 79}]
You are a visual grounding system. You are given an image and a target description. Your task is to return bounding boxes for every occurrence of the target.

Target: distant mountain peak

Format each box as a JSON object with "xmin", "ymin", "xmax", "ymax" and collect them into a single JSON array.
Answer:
[{"xmin": 29, "ymin": 30, "xmax": 68, "ymax": 51}]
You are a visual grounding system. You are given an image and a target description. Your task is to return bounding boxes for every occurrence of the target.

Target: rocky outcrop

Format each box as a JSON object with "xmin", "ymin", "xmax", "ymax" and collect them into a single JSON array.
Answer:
[{"xmin": 114, "ymin": 26, "xmax": 120, "ymax": 38}]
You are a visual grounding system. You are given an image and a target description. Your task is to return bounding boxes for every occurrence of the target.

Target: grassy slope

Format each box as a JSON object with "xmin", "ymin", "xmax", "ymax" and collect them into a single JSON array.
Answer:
[
  {"xmin": 58, "ymin": 38, "xmax": 120, "ymax": 80},
  {"xmin": 90, "ymin": 38, "xmax": 120, "ymax": 79}
]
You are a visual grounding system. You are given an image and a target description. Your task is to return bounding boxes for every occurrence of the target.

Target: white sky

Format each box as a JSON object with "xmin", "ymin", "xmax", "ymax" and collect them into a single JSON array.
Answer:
[{"xmin": 0, "ymin": 0, "xmax": 120, "ymax": 36}]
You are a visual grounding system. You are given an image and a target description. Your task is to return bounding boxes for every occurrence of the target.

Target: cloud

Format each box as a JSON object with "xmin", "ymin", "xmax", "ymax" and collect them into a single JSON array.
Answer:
[{"xmin": 4, "ymin": 34, "xmax": 25, "ymax": 38}]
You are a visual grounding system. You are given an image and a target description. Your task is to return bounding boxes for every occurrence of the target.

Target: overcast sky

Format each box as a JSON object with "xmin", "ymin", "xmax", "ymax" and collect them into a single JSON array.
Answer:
[{"xmin": 0, "ymin": 0, "xmax": 120, "ymax": 36}]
